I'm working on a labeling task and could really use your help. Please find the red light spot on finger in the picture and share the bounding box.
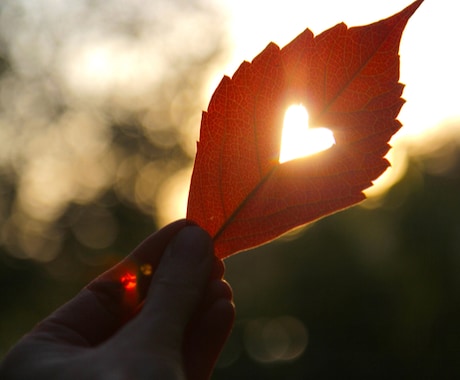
[121,273,137,290]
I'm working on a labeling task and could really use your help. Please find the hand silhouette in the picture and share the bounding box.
[0,220,234,380]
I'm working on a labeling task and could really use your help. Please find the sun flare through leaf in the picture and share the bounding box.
[279,105,335,164]
[187,0,423,258]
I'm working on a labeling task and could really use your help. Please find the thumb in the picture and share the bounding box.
[130,225,214,351]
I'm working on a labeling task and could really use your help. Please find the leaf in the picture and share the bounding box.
[187,0,423,259]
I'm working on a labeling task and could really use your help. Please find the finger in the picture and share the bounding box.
[130,226,214,352]
[210,256,225,280]
[29,220,188,347]
[184,268,235,380]
[94,219,189,306]
[202,261,232,306]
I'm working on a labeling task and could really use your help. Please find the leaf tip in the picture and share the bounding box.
[402,0,424,18]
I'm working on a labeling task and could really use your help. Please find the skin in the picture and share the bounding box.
[0,220,235,380]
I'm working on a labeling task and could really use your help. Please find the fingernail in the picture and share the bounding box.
[166,226,213,265]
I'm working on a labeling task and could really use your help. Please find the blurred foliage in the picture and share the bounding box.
[0,0,227,355]
[1,0,460,378]
[216,143,460,379]
[0,0,228,263]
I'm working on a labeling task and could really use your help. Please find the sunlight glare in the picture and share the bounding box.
[155,167,192,226]
[279,105,335,164]
[220,0,460,199]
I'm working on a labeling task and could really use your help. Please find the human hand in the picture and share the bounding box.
[0,220,234,380]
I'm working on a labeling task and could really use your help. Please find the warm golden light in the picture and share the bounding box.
[220,0,460,199]
[140,263,153,276]
[279,105,335,164]
[155,167,192,226]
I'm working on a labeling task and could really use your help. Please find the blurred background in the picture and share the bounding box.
[1,0,459,377]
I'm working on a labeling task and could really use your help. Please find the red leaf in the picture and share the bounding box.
[187,0,423,259]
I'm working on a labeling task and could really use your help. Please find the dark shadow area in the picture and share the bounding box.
[217,141,460,379]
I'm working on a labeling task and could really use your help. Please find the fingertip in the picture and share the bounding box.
[95,219,189,295]
[208,297,235,329]
[132,219,189,264]
[210,257,225,279]
[206,279,233,304]
[162,225,213,266]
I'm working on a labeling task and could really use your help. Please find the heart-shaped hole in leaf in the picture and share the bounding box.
[279,105,335,164]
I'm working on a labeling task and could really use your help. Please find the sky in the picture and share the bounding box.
[159,0,460,224]
[205,0,459,198]
[218,0,459,138]
[1,0,458,239]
